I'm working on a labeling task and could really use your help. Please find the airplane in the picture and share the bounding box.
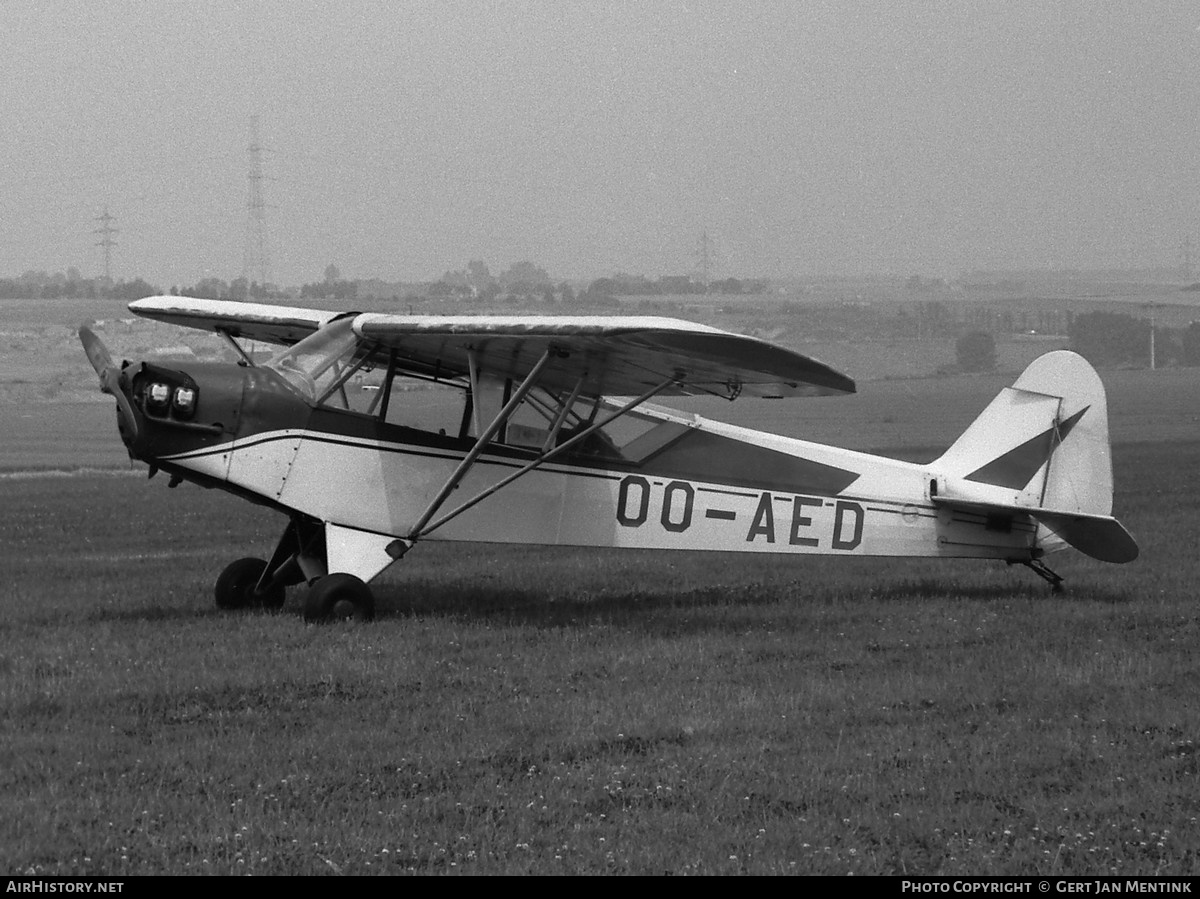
[79,295,1138,621]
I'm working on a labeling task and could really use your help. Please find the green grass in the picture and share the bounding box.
[1,440,1197,875]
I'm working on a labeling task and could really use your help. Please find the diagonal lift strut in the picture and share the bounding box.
[405,353,678,541]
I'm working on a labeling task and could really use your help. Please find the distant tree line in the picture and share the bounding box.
[583,274,766,298]
[300,280,358,300]
[0,258,769,308]
[0,267,293,302]
[1069,310,1200,368]
[176,276,279,301]
[0,269,158,300]
[429,260,585,306]
[951,311,1200,371]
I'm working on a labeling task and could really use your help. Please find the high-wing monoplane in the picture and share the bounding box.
[80,296,1137,620]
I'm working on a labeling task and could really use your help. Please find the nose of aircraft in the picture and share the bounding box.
[79,326,140,447]
[80,329,291,472]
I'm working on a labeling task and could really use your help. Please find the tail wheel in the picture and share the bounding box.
[304,573,375,623]
[214,557,286,611]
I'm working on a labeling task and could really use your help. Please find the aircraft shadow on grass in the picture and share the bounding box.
[71,567,1133,629]
[853,576,1134,605]
[355,574,1135,631]
[370,579,785,625]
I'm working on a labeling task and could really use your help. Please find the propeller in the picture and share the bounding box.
[79,326,140,444]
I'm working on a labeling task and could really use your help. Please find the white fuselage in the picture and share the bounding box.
[158,410,1038,565]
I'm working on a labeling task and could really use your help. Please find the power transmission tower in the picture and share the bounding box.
[696,230,717,291]
[242,116,270,289]
[1143,302,1157,370]
[94,206,118,281]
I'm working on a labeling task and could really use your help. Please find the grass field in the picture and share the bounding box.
[2,390,1198,873]
[3,293,1198,875]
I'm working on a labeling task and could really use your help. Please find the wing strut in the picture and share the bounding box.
[406,348,555,539]
[542,377,587,452]
[467,349,484,437]
[409,375,679,540]
[215,328,256,367]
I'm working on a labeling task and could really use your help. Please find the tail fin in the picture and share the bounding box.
[933,351,1137,563]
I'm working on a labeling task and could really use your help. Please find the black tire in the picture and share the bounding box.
[214,557,286,611]
[303,573,375,623]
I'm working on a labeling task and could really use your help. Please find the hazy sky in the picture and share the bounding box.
[2,1,1198,286]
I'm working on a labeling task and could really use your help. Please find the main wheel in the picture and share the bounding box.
[303,573,375,623]
[214,557,286,611]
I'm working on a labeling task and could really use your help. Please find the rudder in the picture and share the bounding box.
[931,351,1135,563]
[934,351,1113,516]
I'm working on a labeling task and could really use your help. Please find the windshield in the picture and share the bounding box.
[264,318,364,402]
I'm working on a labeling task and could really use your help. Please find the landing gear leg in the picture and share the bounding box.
[213,517,325,612]
[261,517,327,588]
[1012,558,1065,593]
[218,517,383,622]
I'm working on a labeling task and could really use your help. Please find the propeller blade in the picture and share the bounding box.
[80,326,114,386]
[109,378,140,444]
[79,327,140,444]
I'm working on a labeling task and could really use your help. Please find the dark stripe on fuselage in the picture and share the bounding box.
[632,429,860,495]
[175,403,863,498]
[208,405,864,496]
[168,428,953,528]
[301,407,861,496]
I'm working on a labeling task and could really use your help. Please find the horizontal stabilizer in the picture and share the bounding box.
[1031,509,1139,564]
[934,497,1138,564]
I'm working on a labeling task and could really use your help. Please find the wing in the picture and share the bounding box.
[129,298,855,398]
[353,314,854,398]
[128,296,341,347]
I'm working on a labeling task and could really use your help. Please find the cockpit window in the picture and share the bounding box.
[264,318,368,402]
[264,323,693,462]
[502,390,689,462]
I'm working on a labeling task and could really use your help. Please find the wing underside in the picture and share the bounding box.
[128,297,855,399]
[353,314,854,398]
